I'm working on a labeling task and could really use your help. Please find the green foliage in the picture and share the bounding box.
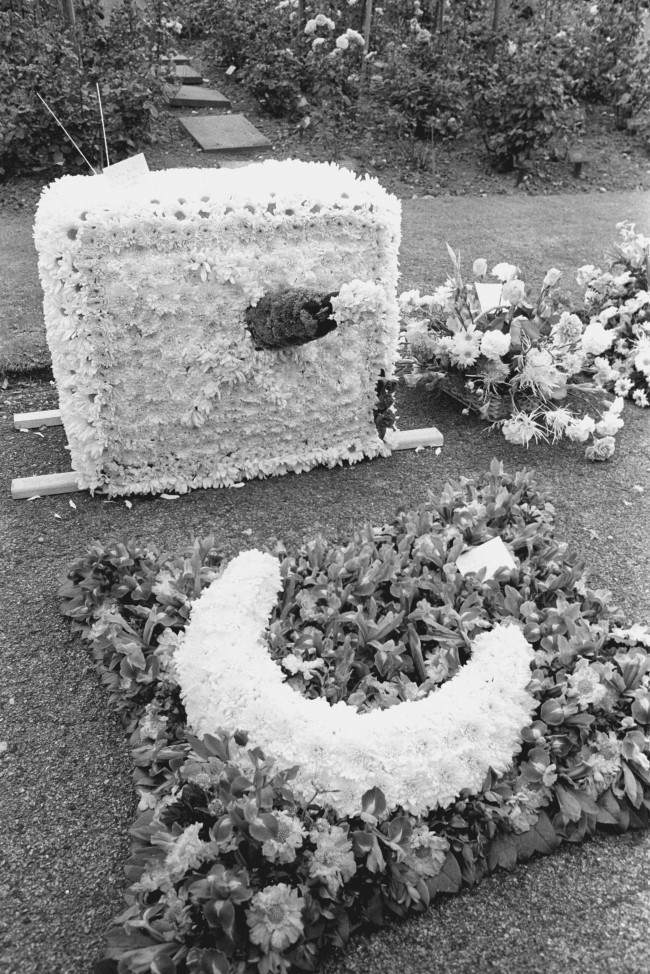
[60,462,650,974]
[468,30,583,170]
[0,0,166,178]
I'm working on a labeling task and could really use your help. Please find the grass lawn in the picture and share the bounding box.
[1,186,649,374]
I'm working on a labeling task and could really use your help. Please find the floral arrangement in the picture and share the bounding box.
[60,462,650,974]
[177,550,537,818]
[399,246,624,460]
[34,160,401,496]
[576,222,650,409]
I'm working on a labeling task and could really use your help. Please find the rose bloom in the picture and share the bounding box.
[502,278,526,305]
[542,267,562,288]
[585,435,616,461]
[491,261,519,282]
[473,257,488,278]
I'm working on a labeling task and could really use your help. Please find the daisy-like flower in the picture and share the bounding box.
[613,376,633,398]
[501,411,544,446]
[491,261,519,282]
[308,821,356,896]
[261,811,306,864]
[566,659,608,707]
[448,330,481,368]
[247,884,304,953]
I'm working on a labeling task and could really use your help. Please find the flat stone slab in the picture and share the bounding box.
[173,63,203,85]
[165,84,231,109]
[179,114,271,152]
[162,54,191,65]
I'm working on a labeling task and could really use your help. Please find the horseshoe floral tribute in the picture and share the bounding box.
[61,464,650,974]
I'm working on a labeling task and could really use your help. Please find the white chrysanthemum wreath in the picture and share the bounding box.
[176,550,537,817]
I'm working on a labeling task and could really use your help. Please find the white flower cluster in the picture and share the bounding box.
[34,160,401,496]
[176,550,537,818]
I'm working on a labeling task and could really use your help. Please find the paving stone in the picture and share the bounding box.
[161,54,190,65]
[173,63,204,85]
[165,84,231,109]
[179,114,271,152]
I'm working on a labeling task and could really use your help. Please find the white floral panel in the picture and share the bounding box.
[34,161,401,495]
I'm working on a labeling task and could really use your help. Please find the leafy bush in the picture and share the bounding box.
[468,30,583,170]
[0,0,166,178]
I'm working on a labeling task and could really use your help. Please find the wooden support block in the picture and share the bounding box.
[11,471,80,499]
[384,427,443,451]
[14,409,62,429]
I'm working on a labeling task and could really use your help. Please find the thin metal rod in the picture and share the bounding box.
[36,92,97,174]
[96,82,110,168]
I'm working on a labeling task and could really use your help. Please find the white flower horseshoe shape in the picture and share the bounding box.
[176,550,536,817]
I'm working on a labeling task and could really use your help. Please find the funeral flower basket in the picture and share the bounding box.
[398,246,624,460]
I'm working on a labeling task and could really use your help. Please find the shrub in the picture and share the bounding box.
[468,29,583,171]
[0,0,165,178]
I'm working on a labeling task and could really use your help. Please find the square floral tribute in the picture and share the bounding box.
[34,160,401,496]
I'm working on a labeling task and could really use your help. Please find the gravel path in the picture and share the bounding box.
[1,372,649,974]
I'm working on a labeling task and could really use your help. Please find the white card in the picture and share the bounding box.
[456,536,516,578]
[101,153,150,184]
[475,282,504,314]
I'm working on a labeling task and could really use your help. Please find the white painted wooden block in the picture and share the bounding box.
[384,427,444,451]
[11,471,80,499]
[456,536,516,578]
[14,409,62,429]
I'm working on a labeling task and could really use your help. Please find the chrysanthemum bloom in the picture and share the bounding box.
[480,329,511,360]
[261,812,306,864]
[308,822,356,895]
[501,412,542,446]
[247,884,304,952]
[544,407,572,438]
[519,348,563,397]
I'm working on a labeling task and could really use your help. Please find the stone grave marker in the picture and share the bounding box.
[179,114,271,152]
[173,63,203,85]
[165,84,231,109]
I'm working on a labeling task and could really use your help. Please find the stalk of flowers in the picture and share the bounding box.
[576,223,650,408]
[399,248,623,459]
